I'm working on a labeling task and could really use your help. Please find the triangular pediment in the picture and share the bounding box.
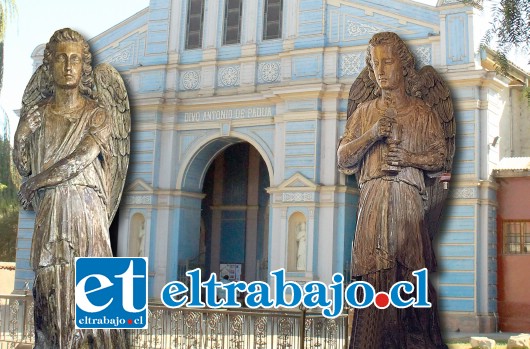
[327,0,439,44]
[125,179,153,194]
[277,173,318,191]
[89,8,148,70]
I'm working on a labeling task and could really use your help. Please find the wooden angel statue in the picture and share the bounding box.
[337,32,454,349]
[13,28,130,348]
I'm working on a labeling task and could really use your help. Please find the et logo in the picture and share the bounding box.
[75,257,148,329]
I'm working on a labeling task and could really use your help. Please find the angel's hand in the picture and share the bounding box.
[371,117,394,141]
[18,177,38,209]
[386,146,413,167]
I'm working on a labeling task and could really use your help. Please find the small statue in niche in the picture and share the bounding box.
[136,219,146,257]
[337,32,454,349]
[13,28,130,348]
[131,215,146,257]
[296,221,307,270]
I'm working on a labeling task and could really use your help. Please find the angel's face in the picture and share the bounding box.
[51,42,84,90]
[370,44,404,91]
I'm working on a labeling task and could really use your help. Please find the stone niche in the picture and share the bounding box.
[287,212,307,272]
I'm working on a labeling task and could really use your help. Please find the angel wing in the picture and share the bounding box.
[338,67,379,175]
[13,65,52,182]
[347,66,378,119]
[20,65,53,117]
[93,63,131,224]
[416,65,455,241]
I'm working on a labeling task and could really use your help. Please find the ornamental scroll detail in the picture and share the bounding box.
[346,21,383,37]
[218,66,240,87]
[124,195,152,205]
[282,192,315,202]
[412,45,432,68]
[449,187,476,199]
[258,61,281,83]
[181,70,201,90]
[104,44,134,66]
[340,53,364,77]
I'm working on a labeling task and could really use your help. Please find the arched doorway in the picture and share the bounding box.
[201,142,270,282]
[172,137,272,285]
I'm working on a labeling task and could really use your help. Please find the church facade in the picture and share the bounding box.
[14,0,530,332]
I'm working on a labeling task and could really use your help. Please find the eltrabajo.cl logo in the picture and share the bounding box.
[75,257,148,329]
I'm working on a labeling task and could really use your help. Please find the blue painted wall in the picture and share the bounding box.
[285,121,318,180]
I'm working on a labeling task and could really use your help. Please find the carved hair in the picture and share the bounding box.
[42,28,94,98]
[365,32,419,97]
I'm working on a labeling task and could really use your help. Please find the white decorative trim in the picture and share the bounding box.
[218,66,240,87]
[282,192,315,202]
[258,61,281,83]
[104,44,135,66]
[125,178,153,193]
[181,70,201,90]
[124,195,152,205]
[340,53,364,77]
[412,46,432,67]
[346,21,382,37]
[450,187,476,199]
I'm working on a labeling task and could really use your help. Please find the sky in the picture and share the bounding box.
[0,0,528,139]
[0,0,149,138]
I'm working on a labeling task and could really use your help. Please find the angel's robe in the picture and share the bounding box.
[16,97,128,348]
[23,97,112,269]
[339,97,446,276]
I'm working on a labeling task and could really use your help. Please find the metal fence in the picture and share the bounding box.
[0,293,34,349]
[0,294,349,349]
[130,305,348,349]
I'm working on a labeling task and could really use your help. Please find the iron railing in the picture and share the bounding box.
[0,294,349,349]
[0,293,34,349]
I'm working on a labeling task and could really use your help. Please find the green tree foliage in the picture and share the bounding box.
[0,121,17,205]
[462,0,530,71]
[0,204,18,261]
[0,116,20,262]
[461,0,530,102]
[0,0,18,261]
[486,0,529,76]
